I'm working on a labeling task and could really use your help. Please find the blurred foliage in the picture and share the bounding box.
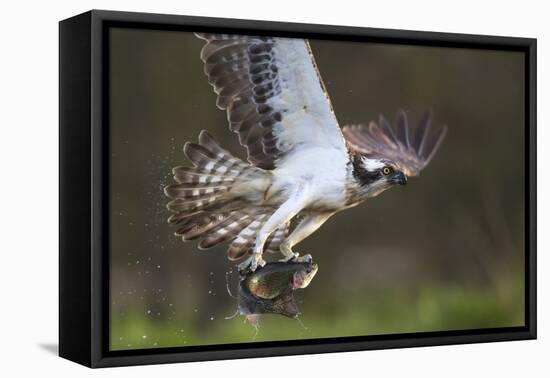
[111,275,524,350]
[108,28,525,351]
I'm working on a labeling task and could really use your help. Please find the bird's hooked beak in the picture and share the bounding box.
[392,172,407,185]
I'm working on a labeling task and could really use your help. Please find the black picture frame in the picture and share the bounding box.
[59,9,537,368]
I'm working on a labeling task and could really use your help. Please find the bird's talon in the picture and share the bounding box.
[279,252,312,264]
[296,254,312,263]
[238,253,266,273]
[279,252,299,263]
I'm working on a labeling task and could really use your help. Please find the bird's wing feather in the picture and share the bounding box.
[195,33,347,170]
[343,111,447,176]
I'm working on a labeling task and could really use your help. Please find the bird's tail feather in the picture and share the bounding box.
[165,130,281,260]
[165,130,264,216]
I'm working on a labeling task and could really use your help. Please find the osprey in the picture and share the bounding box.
[165,33,447,272]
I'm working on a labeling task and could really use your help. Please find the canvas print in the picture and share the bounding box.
[108,28,525,351]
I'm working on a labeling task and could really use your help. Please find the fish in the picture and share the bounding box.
[237,261,318,321]
[241,261,318,300]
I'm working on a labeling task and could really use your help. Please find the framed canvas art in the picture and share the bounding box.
[59,10,536,368]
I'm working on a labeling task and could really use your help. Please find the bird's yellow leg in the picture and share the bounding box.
[239,187,310,272]
[279,212,333,263]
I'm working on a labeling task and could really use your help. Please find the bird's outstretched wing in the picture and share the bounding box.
[342,111,447,176]
[195,33,347,170]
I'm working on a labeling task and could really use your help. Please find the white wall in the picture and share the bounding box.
[0,0,546,376]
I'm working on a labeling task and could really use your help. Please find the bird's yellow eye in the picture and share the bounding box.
[383,167,392,175]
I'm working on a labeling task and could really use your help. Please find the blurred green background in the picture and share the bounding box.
[108,28,525,351]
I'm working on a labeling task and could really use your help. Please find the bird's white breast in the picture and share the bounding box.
[270,144,350,210]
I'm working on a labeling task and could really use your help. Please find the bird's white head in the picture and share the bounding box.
[352,155,407,198]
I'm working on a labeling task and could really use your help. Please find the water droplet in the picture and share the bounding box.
[210,316,215,321]
[142,335,147,339]
[147,310,151,314]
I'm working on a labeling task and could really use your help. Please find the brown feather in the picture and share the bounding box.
[342,111,447,177]
[194,33,289,170]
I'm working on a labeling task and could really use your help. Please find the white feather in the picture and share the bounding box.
[215,165,228,174]
[204,161,214,171]
[261,38,348,163]
[234,236,246,244]
[362,157,386,172]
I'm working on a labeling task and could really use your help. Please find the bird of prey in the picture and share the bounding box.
[164,33,447,272]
